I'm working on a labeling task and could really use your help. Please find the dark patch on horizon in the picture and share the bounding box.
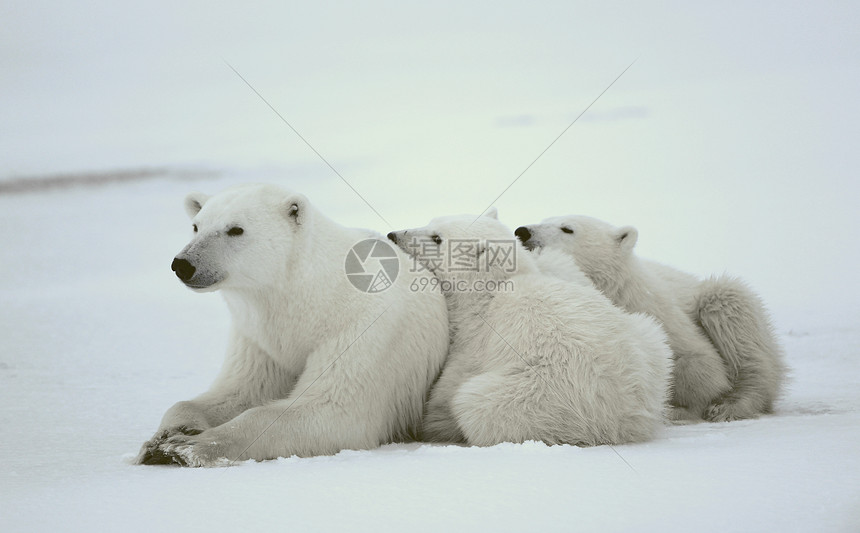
[0,168,219,195]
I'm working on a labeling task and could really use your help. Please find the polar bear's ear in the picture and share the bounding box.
[283,194,308,226]
[184,192,210,219]
[616,226,638,250]
[484,207,499,220]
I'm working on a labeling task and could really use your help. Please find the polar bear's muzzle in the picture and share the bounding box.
[172,257,197,282]
[515,226,540,251]
[171,256,223,290]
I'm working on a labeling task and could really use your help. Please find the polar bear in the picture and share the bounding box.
[135,183,449,467]
[515,215,787,422]
[387,209,672,446]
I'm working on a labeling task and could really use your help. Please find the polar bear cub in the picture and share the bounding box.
[135,183,449,466]
[515,215,787,422]
[388,209,672,446]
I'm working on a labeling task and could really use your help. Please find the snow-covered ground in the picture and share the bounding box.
[1,177,858,532]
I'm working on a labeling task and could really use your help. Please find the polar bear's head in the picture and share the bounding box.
[172,183,311,292]
[514,215,638,276]
[388,208,530,283]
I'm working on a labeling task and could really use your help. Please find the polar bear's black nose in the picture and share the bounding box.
[172,257,196,282]
[387,232,398,243]
[514,226,531,243]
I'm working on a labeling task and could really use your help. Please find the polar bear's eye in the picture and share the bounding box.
[227,227,244,236]
[193,224,198,233]
[561,226,574,234]
[431,235,442,245]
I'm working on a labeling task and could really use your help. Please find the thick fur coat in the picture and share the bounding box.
[136,184,449,466]
[389,210,672,446]
[516,215,787,422]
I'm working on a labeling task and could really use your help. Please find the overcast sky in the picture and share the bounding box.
[2,0,858,321]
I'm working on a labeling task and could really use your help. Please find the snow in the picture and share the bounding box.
[1,177,858,532]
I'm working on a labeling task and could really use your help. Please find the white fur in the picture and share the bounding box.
[135,184,449,466]
[517,215,787,422]
[389,212,672,446]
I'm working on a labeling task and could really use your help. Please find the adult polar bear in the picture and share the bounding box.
[388,210,672,446]
[515,215,786,422]
[135,183,448,467]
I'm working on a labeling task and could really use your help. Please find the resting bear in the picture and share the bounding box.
[516,215,787,422]
[388,209,672,446]
[135,183,448,466]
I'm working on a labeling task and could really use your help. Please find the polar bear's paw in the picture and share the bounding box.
[135,426,206,465]
[704,400,754,423]
[135,439,177,465]
[159,433,235,468]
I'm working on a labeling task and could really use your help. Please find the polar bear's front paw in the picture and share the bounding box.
[159,432,236,468]
[704,401,752,423]
[135,426,206,465]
